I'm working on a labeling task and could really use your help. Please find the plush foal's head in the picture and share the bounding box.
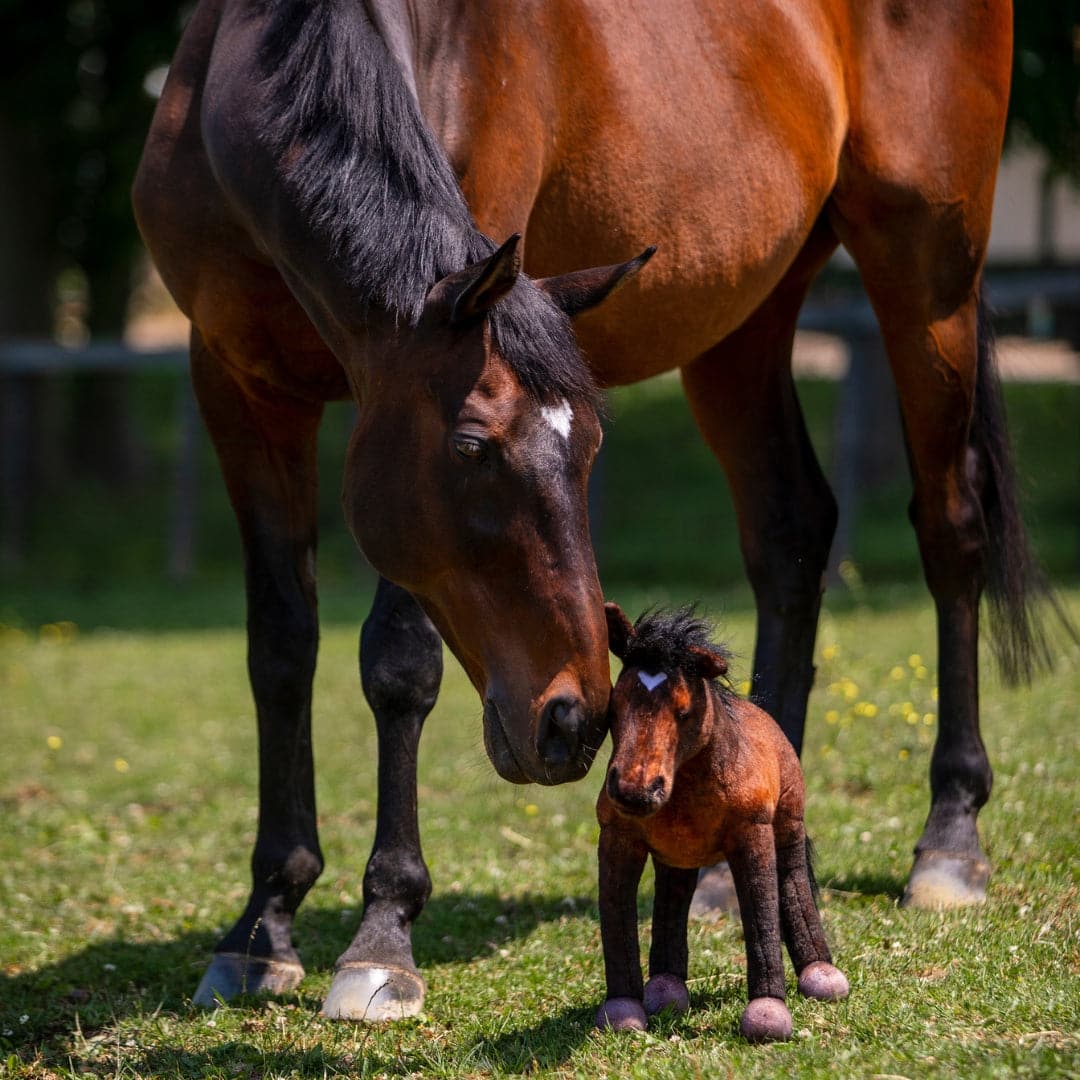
[344,237,653,785]
[603,603,732,816]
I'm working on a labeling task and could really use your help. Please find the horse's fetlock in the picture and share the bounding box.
[363,850,432,915]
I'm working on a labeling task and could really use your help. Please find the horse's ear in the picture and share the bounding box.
[536,246,656,319]
[449,233,523,324]
[605,601,636,660]
[687,643,729,680]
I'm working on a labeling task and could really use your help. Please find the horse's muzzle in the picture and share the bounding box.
[483,696,599,785]
[606,766,668,817]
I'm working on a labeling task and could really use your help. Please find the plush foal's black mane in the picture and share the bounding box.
[622,606,734,690]
[253,0,596,405]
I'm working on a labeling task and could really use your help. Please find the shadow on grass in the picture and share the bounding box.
[822,869,907,901]
[0,890,596,1064]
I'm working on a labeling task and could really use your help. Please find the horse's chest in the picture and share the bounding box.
[641,793,738,871]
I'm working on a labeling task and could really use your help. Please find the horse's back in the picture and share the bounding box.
[434,0,1010,383]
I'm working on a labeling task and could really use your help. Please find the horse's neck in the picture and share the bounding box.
[221,0,490,334]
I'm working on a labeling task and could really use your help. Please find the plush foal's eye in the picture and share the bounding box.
[452,434,486,462]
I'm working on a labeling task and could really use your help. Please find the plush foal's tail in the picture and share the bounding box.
[973,290,1075,684]
[805,836,820,902]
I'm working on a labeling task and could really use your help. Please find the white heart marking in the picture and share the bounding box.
[638,671,668,692]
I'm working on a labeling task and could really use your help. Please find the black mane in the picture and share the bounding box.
[621,606,735,687]
[254,0,597,405]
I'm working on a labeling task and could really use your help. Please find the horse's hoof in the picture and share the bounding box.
[739,997,793,1043]
[643,973,690,1016]
[595,997,647,1032]
[798,961,849,1001]
[901,850,990,910]
[689,861,740,921]
[192,953,305,1007]
[320,963,425,1022]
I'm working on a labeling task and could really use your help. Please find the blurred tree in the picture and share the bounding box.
[0,1,189,488]
[1008,2,1080,184]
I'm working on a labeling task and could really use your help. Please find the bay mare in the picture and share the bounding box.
[134,0,1045,1019]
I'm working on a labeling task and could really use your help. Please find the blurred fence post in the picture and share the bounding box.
[168,375,200,581]
[1,373,32,569]
[826,326,905,583]
[0,340,190,576]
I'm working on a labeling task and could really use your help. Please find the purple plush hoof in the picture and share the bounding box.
[643,973,690,1016]
[798,961,850,1002]
[739,997,793,1042]
[595,997,647,1032]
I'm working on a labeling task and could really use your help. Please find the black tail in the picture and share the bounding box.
[973,291,1076,684]
[805,836,820,902]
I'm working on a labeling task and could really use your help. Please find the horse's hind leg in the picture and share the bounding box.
[681,224,839,756]
[321,577,442,1020]
[832,201,1005,907]
[681,229,838,918]
[188,330,324,1006]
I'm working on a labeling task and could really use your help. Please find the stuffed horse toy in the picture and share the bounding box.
[595,603,849,1041]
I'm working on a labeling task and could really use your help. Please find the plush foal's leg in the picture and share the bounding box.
[728,824,793,1042]
[595,826,649,1031]
[645,859,697,1016]
[322,578,442,1020]
[189,334,324,1006]
[774,829,848,1002]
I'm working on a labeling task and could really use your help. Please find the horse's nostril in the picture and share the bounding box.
[648,776,666,801]
[539,696,585,765]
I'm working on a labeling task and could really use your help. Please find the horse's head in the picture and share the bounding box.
[603,602,731,816]
[344,236,653,785]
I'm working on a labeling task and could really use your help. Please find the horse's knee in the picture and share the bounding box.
[361,593,442,719]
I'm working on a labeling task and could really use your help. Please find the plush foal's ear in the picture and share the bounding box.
[604,602,636,660]
[449,233,523,324]
[536,246,657,319]
[687,643,729,680]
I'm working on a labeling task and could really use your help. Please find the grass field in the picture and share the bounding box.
[2,370,1078,1076]
[2,581,1078,1078]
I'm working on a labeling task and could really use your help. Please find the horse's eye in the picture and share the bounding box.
[452,434,486,462]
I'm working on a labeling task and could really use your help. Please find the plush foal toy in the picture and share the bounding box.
[595,603,849,1041]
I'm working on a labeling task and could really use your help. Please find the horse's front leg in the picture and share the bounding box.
[728,823,793,1042]
[189,333,325,1006]
[321,578,442,1020]
[644,859,697,1017]
[595,825,649,1031]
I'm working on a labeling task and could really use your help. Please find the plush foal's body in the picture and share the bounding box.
[597,605,848,1041]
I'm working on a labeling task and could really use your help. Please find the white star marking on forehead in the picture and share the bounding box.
[637,671,668,692]
[540,399,573,440]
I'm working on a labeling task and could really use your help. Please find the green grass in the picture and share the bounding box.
[2,585,1079,1078]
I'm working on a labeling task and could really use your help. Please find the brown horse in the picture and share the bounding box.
[596,603,848,1041]
[134,0,1036,1020]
